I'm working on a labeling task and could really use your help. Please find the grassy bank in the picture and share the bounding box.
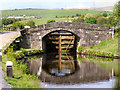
[77,37,118,57]
[90,37,118,54]
[2,48,42,88]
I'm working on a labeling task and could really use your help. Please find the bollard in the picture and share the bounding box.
[6,61,13,78]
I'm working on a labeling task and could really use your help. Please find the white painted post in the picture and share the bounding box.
[6,61,13,78]
[112,27,114,39]
[24,26,30,29]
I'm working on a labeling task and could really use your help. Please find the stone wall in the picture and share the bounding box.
[20,22,112,50]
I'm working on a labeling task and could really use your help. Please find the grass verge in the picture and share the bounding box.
[90,37,118,54]
[77,37,118,57]
[2,48,41,88]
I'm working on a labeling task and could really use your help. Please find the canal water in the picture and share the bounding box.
[21,52,117,88]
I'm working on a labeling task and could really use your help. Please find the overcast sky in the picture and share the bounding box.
[0,0,119,10]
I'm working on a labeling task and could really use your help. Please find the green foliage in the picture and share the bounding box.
[12,22,24,31]
[2,18,13,25]
[78,46,86,51]
[84,13,93,18]
[6,46,15,61]
[12,43,19,50]
[113,1,120,19]
[107,15,118,27]
[72,18,77,23]
[90,37,118,54]
[47,19,56,23]
[115,28,120,34]
[87,50,114,57]
[2,47,43,88]
[17,61,29,74]
[76,13,81,16]
[16,49,42,59]
[2,18,21,25]
[72,17,84,23]
[20,48,27,54]
[102,12,108,17]
[26,20,35,26]
[84,17,97,24]
[55,16,58,18]
[95,14,103,19]
[80,15,85,19]
[71,16,74,18]
[97,17,107,25]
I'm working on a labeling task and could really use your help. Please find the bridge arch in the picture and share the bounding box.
[20,22,112,50]
[40,28,81,39]
[42,29,80,53]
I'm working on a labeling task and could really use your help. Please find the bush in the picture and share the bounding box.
[55,16,58,18]
[102,12,108,17]
[26,20,35,27]
[76,14,81,16]
[2,18,21,25]
[78,46,86,51]
[80,15,85,19]
[95,14,103,19]
[12,22,24,31]
[84,13,93,19]
[72,17,84,23]
[84,17,97,24]
[71,16,74,18]
[47,19,56,23]
[97,17,107,25]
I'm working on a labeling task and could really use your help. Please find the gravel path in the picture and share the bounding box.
[0,31,20,89]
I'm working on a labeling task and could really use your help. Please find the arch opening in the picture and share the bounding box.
[42,30,80,54]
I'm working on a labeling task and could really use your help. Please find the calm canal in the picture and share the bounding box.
[21,52,117,88]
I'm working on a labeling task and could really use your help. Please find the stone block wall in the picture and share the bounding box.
[20,22,112,50]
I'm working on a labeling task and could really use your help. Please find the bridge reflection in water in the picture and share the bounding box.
[42,53,77,77]
[27,52,112,84]
[42,30,78,76]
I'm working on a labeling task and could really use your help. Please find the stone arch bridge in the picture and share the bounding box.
[20,22,112,52]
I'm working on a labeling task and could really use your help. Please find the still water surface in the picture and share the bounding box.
[23,53,117,88]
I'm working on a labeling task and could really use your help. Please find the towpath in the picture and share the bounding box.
[0,31,20,89]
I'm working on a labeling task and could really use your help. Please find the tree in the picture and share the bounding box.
[12,22,24,31]
[26,20,35,27]
[2,18,21,25]
[47,19,56,23]
[2,18,13,25]
[102,12,108,17]
[84,17,97,24]
[113,1,120,19]
[107,15,118,27]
